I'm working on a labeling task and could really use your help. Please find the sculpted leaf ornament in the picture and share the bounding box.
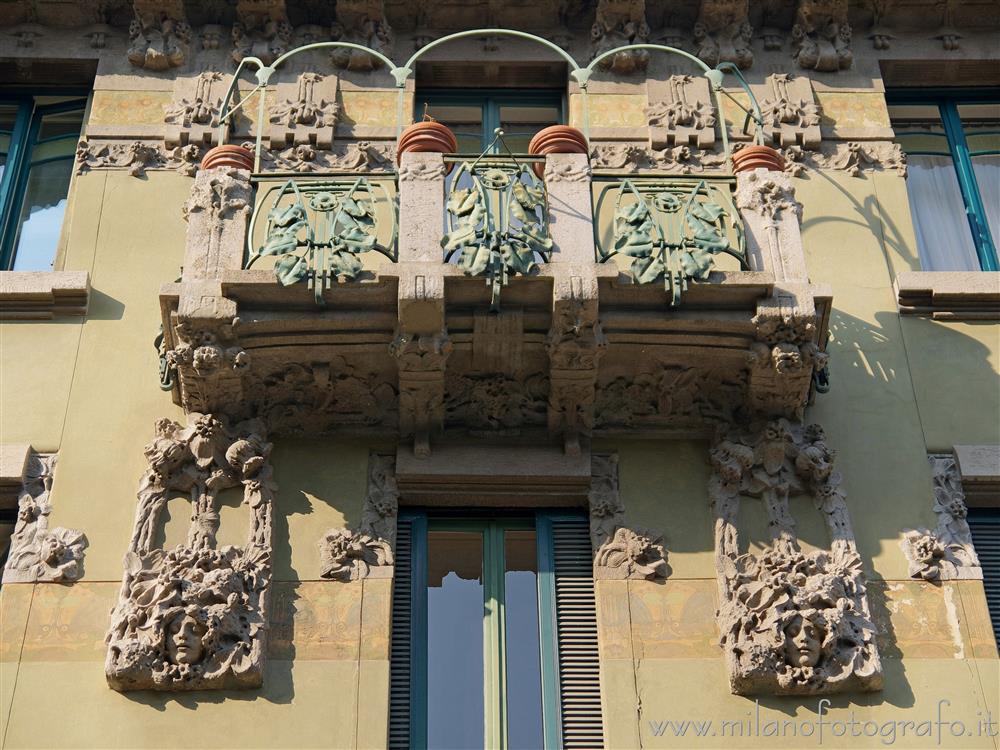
[247,176,395,305]
[604,179,747,306]
[442,155,553,312]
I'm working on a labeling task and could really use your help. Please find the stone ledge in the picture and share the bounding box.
[0,271,90,320]
[896,271,1000,320]
[954,444,1000,507]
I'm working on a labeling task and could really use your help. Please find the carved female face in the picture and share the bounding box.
[783,613,823,668]
[166,613,207,666]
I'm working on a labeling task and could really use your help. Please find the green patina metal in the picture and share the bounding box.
[599,179,747,306]
[442,131,552,311]
[246,176,396,305]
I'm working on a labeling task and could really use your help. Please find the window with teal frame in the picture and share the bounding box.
[389,510,603,750]
[0,94,87,272]
[416,90,565,154]
[887,90,999,272]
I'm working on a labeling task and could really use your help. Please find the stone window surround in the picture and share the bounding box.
[895,271,1000,321]
[0,271,90,319]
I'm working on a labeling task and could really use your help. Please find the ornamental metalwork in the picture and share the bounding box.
[246,177,396,304]
[442,136,553,311]
[597,178,747,306]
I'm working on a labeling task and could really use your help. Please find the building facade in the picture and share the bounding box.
[0,0,998,748]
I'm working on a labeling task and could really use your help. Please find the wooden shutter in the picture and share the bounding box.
[551,516,605,749]
[388,517,413,750]
[968,510,1000,644]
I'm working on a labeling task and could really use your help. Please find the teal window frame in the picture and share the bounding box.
[0,92,88,271]
[415,89,566,155]
[402,510,569,750]
[887,88,1000,271]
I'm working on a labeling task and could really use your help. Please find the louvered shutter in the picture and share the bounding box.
[388,517,413,750]
[968,510,1000,644]
[551,516,605,749]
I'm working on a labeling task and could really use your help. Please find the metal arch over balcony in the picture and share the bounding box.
[214,28,769,172]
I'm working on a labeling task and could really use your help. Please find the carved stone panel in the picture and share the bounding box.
[330,0,393,71]
[710,420,882,695]
[128,0,190,71]
[390,329,452,459]
[105,415,276,691]
[318,453,398,580]
[792,0,853,71]
[268,73,340,150]
[2,452,88,584]
[694,0,753,69]
[591,0,650,75]
[645,75,717,150]
[755,74,822,150]
[232,0,292,65]
[165,72,226,149]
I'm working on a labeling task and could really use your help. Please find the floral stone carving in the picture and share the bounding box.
[591,0,650,75]
[128,0,190,71]
[594,527,668,580]
[105,414,276,691]
[710,420,882,695]
[694,0,753,69]
[758,74,822,150]
[330,0,394,72]
[645,75,717,150]
[2,453,88,584]
[792,0,853,71]
[232,0,292,65]
[318,453,398,580]
[390,329,452,458]
[269,73,340,150]
[900,455,981,581]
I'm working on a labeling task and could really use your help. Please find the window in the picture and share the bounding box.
[390,511,602,750]
[0,95,87,272]
[968,508,1000,644]
[887,91,999,272]
[417,90,564,154]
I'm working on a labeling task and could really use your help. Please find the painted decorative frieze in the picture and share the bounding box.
[645,75,717,150]
[591,0,650,75]
[128,0,190,71]
[269,73,340,150]
[2,453,88,584]
[547,300,607,456]
[330,0,393,71]
[757,74,822,149]
[318,453,398,580]
[164,72,226,149]
[390,328,452,459]
[900,454,981,580]
[710,420,883,695]
[693,0,753,69]
[589,453,668,580]
[791,0,853,71]
[232,0,292,65]
[106,414,277,691]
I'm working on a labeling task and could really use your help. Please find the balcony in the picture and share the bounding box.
[158,140,830,456]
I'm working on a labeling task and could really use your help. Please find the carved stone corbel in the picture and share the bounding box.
[710,420,882,695]
[900,454,982,581]
[2,451,88,584]
[547,300,606,456]
[330,0,393,71]
[106,415,276,691]
[755,74,821,150]
[645,75,717,150]
[693,0,753,69]
[791,0,853,71]
[128,0,190,71]
[591,0,650,75]
[232,0,292,65]
[318,453,399,580]
[590,453,668,580]
[390,328,452,459]
[164,72,226,149]
[268,72,340,150]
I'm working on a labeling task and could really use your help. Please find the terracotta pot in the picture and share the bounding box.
[528,125,589,178]
[200,144,254,171]
[731,144,785,173]
[396,120,458,167]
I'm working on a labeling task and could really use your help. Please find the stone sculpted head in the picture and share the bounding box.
[165,610,207,666]
[782,611,824,669]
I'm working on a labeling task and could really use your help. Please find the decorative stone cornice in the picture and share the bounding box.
[710,420,882,695]
[232,0,291,65]
[591,0,650,75]
[2,451,88,584]
[76,139,202,177]
[694,0,753,69]
[792,0,853,71]
[128,0,190,70]
[106,414,276,691]
[0,271,90,320]
[330,0,393,71]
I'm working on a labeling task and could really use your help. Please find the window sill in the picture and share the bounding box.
[895,271,1000,320]
[0,271,90,320]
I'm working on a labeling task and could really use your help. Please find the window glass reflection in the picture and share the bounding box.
[427,530,485,749]
[504,529,543,750]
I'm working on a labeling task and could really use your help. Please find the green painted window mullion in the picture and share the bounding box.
[940,101,999,271]
[483,521,508,750]
[409,513,429,750]
[535,513,563,750]
[0,99,33,270]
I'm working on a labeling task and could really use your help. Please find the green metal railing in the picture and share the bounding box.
[215,28,768,173]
